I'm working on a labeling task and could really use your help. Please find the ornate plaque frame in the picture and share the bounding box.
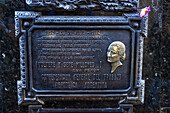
[16,11,145,107]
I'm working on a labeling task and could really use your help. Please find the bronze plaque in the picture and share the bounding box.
[16,11,145,105]
[31,28,132,91]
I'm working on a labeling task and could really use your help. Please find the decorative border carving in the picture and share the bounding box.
[16,11,145,106]
[15,18,20,37]
[17,81,23,105]
[26,0,138,11]
[35,16,127,23]
[142,15,149,37]
[138,80,145,103]
[15,11,40,18]
[16,11,41,105]
[135,35,144,87]
[19,35,27,88]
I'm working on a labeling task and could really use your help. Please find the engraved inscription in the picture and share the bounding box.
[55,82,78,88]
[32,30,131,90]
[84,82,107,89]
[41,74,121,89]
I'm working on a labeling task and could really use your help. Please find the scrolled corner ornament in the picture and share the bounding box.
[107,41,126,73]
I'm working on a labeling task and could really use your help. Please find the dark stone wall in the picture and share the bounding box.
[0,0,169,113]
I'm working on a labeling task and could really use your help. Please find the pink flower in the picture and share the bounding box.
[139,6,150,17]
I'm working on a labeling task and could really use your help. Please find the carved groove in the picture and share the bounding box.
[35,16,128,23]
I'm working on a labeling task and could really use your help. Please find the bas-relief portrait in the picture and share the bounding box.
[107,41,126,73]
